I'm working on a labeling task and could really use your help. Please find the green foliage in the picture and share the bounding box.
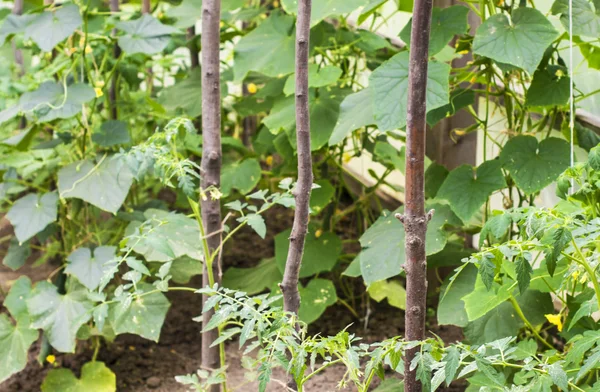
[41,361,116,392]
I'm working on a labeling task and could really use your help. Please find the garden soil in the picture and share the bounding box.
[0,207,464,392]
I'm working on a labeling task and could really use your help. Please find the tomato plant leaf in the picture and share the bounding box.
[437,160,506,222]
[328,88,375,145]
[41,361,116,392]
[547,362,569,390]
[6,192,58,243]
[500,136,570,194]
[515,256,533,295]
[125,209,204,262]
[221,158,262,196]
[245,214,267,239]
[117,14,181,55]
[25,4,82,52]
[233,12,296,81]
[275,229,342,278]
[473,8,559,75]
[27,280,94,353]
[0,314,38,384]
[370,52,450,131]
[400,6,470,56]
[58,155,134,214]
[65,246,117,291]
[109,283,170,342]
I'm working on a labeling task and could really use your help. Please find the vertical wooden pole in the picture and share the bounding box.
[12,0,24,77]
[200,0,222,390]
[279,0,313,322]
[398,0,435,389]
[109,0,120,120]
[141,0,151,14]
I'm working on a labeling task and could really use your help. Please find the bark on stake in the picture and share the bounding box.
[279,0,312,326]
[399,0,435,389]
[109,0,120,120]
[200,0,222,390]
[13,0,26,129]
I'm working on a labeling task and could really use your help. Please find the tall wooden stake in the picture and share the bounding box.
[280,0,312,323]
[398,0,435,390]
[200,0,222,390]
[109,0,120,120]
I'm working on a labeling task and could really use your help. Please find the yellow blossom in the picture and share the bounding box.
[46,355,56,364]
[247,83,258,94]
[94,88,104,98]
[85,45,93,54]
[129,346,136,351]
[220,21,225,28]
[79,36,85,48]
[65,47,77,57]
[469,76,477,84]
[545,314,563,332]
[260,13,267,19]
[555,69,565,78]
[572,270,580,280]
[209,188,223,200]
[273,0,279,6]
[265,155,274,166]
[458,50,469,55]
[315,229,323,238]
[343,153,352,163]
[95,80,105,88]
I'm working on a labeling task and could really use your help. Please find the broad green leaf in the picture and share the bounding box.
[281,0,364,26]
[424,162,449,198]
[58,155,134,214]
[370,52,450,131]
[576,122,600,151]
[65,246,117,291]
[27,280,94,353]
[515,256,533,295]
[463,301,520,344]
[159,68,202,118]
[92,120,131,147]
[0,14,36,44]
[367,280,406,309]
[117,14,181,55]
[275,229,342,278]
[462,277,513,321]
[473,8,559,75]
[479,212,512,247]
[297,279,338,323]
[221,158,262,196]
[4,276,34,320]
[265,88,349,150]
[577,349,600,381]
[590,145,600,170]
[25,5,82,52]
[426,88,475,127]
[125,209,203,262]
[566,330,600,365]
[6,192,58,243]
[109,283,170,342]
[223,258,283,295]
[41,361,116,392]
[359,204,460,284]
[500,136,570,194]
[526,66,570,107]
[400,6,469,56]
[578,39,600,70]
[233,12,296,81]
[552,0,600,38]
[438,264,478,327]
[166,0,244,28]
[0,314,38,383]
[328,88,375,145]
[167,256,202,284]
[283,65,343,95]
[342,256,361,277]
[374,142,405,173]
[309,179,335,214]
[3,238,31,271]
[358,0,388,25]
[437,160,505,222]
[373,379,404,392]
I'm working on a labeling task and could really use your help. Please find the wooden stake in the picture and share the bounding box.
[400,0,435,389]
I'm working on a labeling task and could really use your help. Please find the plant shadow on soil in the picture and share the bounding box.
[0,206,465,392]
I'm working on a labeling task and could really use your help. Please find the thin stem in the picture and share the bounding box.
[508,295,553,349]
[572,239,600,310]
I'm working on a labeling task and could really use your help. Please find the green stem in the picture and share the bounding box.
[572,239,600,311]
[508,295,553,349]
[301,359,343,385]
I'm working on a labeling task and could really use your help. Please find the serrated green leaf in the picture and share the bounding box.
[437,160,506,222]
[117,14,181,55]
[41,361,116,392]
[473,8,558,74]
[515,257,533,295]
[590,145,600,170]
[92,120,131,147]
[221,158,262,196]
[125,209,204,262]
[246,214,266,239]
[500,136,570,194]
[370,52,450,131]
[25,5,82,52]
[547,362,569,390]
[275,229,342,278]
[444,347,460,386]
[58,155,134,214]
[6,192,58,243]
[0,314,38,383]
[109,283,170,342]
[233,12,296,81]
[65,246,117,291]
[400,6,469,56]
[328,88,375,145]
[27,280,93,353]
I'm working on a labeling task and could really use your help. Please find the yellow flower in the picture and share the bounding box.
[85,45,93,54]
[247,83,258,94]
[46,355,56,364]
[129,346,136,351]
[572,270,580,280]
[95,80,105,88]
[315,229,323,238]
[545,314,563,332]
[343,153,352,163]
[65,47,77,57]
[219,21,225,28]
[469,76,477,84]
[265,155,274,166]
[555,69,565,78]
[273,0,279,6]
[209,188,223,200]
[94,88,104,98]
[458,50,469,55]
[79,36,85,48]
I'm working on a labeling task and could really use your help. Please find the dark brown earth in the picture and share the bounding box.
[0,206,465,392]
